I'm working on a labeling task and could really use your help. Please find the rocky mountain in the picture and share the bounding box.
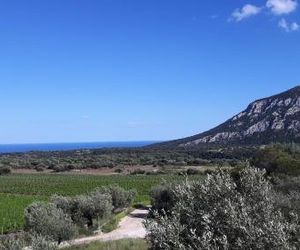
[156,86,300,148]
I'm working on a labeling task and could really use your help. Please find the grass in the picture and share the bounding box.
[0,193,46,233]
[66,239,148,250]
[0,173,204,233]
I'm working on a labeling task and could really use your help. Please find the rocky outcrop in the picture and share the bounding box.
[155,85,300,148]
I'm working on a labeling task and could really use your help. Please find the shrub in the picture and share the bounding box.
[51,192,113,228]
[114,168,123,173]
[252,145,300,175]
[71,193,113,227]
[52,164,75,172]
[130,169,146,175]
[186,168,201,175]
[272,175,300,219]
[0,236,25,250]
[35,165,45,172]
[145,168,299,250]
[0,166,11,175]
[149,183,176,215]
[50,195,73,215]
[97,186,136,212]
[24,202,78,244]
[31,235,58,250]
[52,187,133,228]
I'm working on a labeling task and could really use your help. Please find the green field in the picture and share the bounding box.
[0,173,202,233]
[0,194,47,234]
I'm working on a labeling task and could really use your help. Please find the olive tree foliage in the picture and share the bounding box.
[24,202,78,244]
[31,234,58,250]
[72,193,113,227]
[149,183,176,216]
[51,191,113,228]
[95,185,136,212]
[145,168,300,250]
[0,237,25,250]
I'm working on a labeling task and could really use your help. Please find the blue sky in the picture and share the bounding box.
[0,0,299,143]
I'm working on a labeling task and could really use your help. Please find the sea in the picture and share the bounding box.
[0,141,157,154]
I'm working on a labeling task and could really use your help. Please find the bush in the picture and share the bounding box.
[186,168,201,175]
[145,168,299,250]
[50,195,73,215]
[52,193,113,228]
[114,168,123,173]
[0,236,25,250]
[31,234,58,250]
[24,202,78,244]
[52,164,75,172]
[252,145,300,175]
[97,186,136,212]
[272,175,300,218]
[0,166,11,175]
[130,169,146,175]
[76,192,113,227]
[149,183,176,215]
[35,165,45,172]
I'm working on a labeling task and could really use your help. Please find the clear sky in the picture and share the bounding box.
[0,0,299,144]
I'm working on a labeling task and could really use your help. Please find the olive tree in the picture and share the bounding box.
[95,185,136,212]
[24,202,78,244]
[73,193,113,227]
[51,186,134,228]
[52,193,113,228]
[145,168,299,250]
[149,183,176,216]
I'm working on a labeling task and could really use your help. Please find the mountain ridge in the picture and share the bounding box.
[153,85,300,148]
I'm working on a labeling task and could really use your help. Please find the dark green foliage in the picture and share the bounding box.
[0,166,11,175]
[186,168,201,175]
[130,169,146,175]
[272,175,300,217]
[150,183,176,215]
[252,144,300,175]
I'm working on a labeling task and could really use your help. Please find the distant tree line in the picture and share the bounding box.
[0,147,256,172]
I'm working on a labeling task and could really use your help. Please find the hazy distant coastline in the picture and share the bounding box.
[0,141,157,153]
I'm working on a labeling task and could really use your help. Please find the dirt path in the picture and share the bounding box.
[62,208,148,248]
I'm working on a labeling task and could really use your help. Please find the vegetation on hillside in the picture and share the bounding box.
[252,143,300,175]
[0,147,254,172]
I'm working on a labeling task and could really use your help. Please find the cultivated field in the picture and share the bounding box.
[0,173,203,233]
